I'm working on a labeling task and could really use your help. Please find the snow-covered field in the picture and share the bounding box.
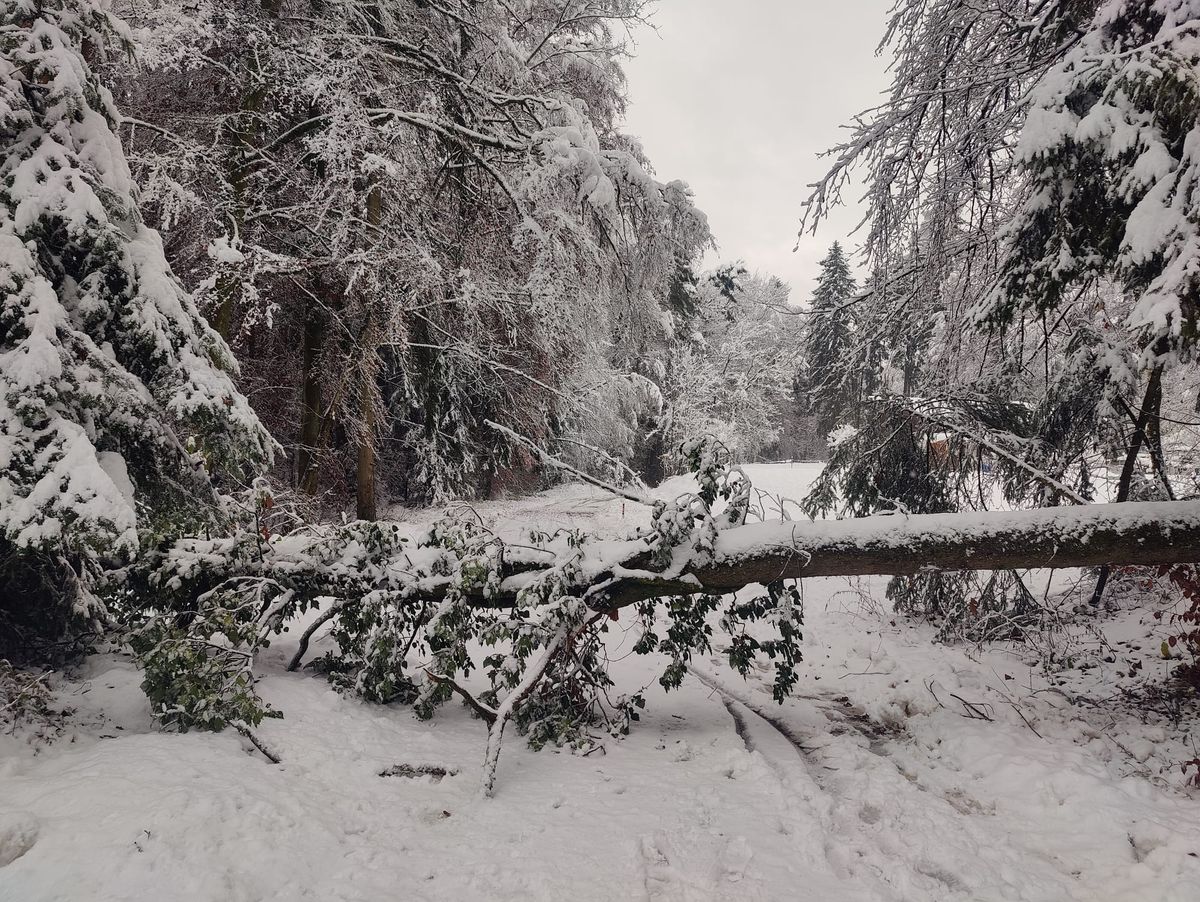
[3,464,1199,902]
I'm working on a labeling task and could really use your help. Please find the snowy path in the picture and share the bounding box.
[691,657,1200,902]
[3,464,1199,901]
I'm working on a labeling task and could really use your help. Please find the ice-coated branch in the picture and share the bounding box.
[484,420,654,506]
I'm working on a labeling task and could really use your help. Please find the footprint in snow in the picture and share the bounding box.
[718,835,754,883]
[0,810,39,868]
[640,832,761,901]
[640,832,691,902]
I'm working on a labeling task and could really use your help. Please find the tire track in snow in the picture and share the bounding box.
[690,665,901,899]
[689,662,1096,901]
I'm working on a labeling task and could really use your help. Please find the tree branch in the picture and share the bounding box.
[424,670,497,725]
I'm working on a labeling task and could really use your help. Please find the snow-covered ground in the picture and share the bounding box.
[2,463,1199,901]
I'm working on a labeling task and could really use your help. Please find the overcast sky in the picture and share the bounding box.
[621,2,893,301]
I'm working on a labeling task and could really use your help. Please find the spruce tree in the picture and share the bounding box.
[801,242,858,440]
[990,0,1200,363]
[0,0,272,658]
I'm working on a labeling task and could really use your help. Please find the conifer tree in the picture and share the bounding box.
[988,0,1200,370]
[800,242,858,440]
[0,0,272,656]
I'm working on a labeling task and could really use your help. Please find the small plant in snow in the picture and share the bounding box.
[0,660,67,745]
[1162,565,1200,696]
[129,584,285,732]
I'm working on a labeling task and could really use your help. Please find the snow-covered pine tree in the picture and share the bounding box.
[0,0,272,659]
[800,242,859,442]
[987,0,1200,384]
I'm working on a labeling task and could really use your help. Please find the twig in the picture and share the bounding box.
[288,600,352,671]
[235,724,282,764]
[949,692,995,722]
[424,669,497,725]
[925,678,945,708]
[1004,700,1044,739]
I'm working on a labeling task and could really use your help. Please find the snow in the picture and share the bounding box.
[96,451,135,507]
[3,463,1200,901]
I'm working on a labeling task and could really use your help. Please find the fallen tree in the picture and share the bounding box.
[124,443,1200,793]
[592,499,1200,608]
[146,499,1200,626]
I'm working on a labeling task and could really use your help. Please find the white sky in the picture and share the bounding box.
[621,2,893,302]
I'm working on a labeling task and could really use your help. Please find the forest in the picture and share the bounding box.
[3,2,1200,900]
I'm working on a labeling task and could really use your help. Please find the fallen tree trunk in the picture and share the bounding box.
[163,498,1200,673]
[526,500,1200,610]
[217,494,1200,792]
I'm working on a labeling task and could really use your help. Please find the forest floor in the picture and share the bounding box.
[2,464,1200,901]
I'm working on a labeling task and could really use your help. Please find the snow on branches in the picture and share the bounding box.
[0,0,272,643]
[800,0,1200,617]
[990,0,1200,365]
[109,0,711,504]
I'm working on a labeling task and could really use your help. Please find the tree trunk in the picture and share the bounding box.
[1090,363,1164,606]
[297,315,324,494]
[280,497,1200,671]
[356,374,377,521]
[291,499,1200,615]
[588,499,1200,610]
[355,185,383,521]
[213,36,275,342]
[1143,368,1174,501]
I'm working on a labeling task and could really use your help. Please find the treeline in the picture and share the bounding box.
[99,0,809,515]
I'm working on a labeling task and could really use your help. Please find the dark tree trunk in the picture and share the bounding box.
[1091,363,1164,606]
[297,315,324,495]
[355,185,383,521]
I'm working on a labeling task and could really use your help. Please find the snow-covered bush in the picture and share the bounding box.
[0,660,64,744]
